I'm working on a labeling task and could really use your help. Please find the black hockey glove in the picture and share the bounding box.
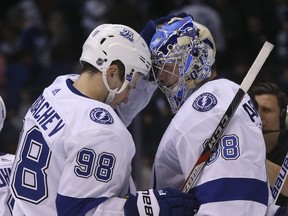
[124,188,199,216]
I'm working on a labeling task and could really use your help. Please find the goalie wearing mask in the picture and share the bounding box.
[140,15,280,215]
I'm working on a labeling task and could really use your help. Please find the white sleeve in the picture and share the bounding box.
[116,79,157,127]
[86,177,136,216]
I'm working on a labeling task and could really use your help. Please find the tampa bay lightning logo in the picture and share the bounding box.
[192,92,217,112]
[120,28,134,42]
[90,108,114,124]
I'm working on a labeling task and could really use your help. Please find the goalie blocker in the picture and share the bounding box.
[124,188,199,216]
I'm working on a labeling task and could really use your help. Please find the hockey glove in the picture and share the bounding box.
[124,188,199,216]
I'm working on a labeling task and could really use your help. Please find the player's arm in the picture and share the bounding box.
[267,159,288,196]
[116,78,156,127]
[89,188,199,216]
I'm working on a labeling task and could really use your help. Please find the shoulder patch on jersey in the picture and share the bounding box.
[192,92,217,112]
[90,108,114,124]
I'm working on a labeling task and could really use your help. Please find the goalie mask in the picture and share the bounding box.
[80,24,151,104]
[150,16,216,114]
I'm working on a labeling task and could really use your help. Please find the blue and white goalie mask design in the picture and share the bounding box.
[150,16,216,114]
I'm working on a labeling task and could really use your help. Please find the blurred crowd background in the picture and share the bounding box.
[0,0,287,189]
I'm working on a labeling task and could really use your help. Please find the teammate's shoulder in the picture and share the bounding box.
[74,103,127,136]
[198,78,239,96]
[75,105,132,147]
[87,105,121,126]
[178,78,235,116]
[49,74,80,87]
[0,153,15,165]
[210,77,238,88]
[56,74,79,81]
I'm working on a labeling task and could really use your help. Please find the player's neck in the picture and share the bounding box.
[73,72,109,102]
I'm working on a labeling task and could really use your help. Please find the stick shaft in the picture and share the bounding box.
[271,153,288,203]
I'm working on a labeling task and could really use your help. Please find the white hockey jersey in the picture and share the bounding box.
[0,153,15,216]
[152,78,277,215]
[10,75,136,216]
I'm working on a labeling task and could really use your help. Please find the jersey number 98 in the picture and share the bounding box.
[74,148,115,182]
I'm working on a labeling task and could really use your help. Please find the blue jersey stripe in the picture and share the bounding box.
[56,193,108,216]
[192,178,268,205]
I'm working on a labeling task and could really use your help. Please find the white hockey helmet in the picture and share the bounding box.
[150,16,216,113]
[0,96,6,132]
[80,24,151,103]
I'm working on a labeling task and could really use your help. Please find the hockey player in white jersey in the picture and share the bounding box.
[9,23,199,215]
[0,96,15,216]
[142,15,284,215]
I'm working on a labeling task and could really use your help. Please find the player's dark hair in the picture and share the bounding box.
[81,60,125,82]
[249,82,288,129]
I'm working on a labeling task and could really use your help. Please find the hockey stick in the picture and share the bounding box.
[264,128,288,202]
[182,41,274,193]
[271,150,288,203]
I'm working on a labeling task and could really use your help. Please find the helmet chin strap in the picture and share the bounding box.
[102,68,132,106]
[102,69,118,105]
[105,91,116,105]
